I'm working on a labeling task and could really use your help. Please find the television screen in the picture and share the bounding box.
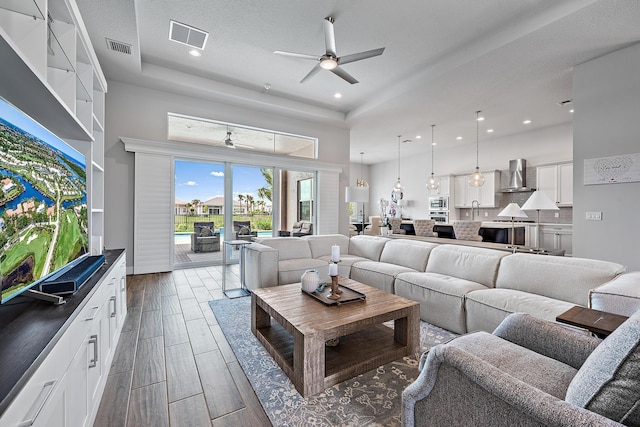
[0,97,87,303]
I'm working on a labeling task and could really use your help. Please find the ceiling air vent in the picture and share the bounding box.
[169,20,208,50]
[106,38,132,55]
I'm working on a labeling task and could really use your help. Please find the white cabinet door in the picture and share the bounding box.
[478,171,497,207]
[558,163,573,205]
[536,163,573,206]
[454,175,468,207]
[540,225,573,256]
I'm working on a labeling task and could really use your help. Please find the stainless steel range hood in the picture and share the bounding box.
[500,159,535,193]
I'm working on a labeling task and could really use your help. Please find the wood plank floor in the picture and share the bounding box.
[93,265,272,427]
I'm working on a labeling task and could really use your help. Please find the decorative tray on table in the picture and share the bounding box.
[301,283,366,306]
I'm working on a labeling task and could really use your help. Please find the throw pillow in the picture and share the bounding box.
[239,226,251,235]
[565,309,640,425]
[199,226,213,236]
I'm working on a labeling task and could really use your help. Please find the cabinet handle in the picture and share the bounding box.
[110,296,117,318]
[85,306,100,321]
[120,276,126,292]
[89,335,98,368]
[18,380,57,427]
[108,277,116,286]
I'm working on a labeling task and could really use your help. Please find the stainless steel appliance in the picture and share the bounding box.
[429,196,449,211]
[429,211,449,223]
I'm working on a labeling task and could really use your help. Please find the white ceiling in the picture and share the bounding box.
[76,0,640,164]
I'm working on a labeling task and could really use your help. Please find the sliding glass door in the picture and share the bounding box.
[231,165,273,240]
[174,160,225,268]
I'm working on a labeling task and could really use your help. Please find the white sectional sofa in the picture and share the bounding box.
[244,234,636,334]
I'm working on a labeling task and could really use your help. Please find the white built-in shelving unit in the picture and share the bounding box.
[0,0,107,255]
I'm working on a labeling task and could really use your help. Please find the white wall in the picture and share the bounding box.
[367,122,573,220]
[573,43,640,270]
[103,81,350,270]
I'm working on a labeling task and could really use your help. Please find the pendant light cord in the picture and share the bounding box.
[430,125,435,174]
[475,110,481,168]
[397,135,401,180]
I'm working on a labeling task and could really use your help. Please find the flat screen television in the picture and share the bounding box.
[0,97,88,303]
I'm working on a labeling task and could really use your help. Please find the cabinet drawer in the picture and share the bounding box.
[65,285,105,362]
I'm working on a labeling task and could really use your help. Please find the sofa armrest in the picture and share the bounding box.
[244,243,279,290]
[590,271,640,316]
[492,313,601,369]
[403,343,622,427]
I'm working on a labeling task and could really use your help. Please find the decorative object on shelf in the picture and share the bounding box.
[426,124,440,191]
[301,269,320,293]
[345,152,370,234]
[521,190,560,252]
[328,262,342,300]
[497,203,528,252]
[469,110,485,187]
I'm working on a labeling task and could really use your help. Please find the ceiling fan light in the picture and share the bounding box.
[320,57,338,70]
[469,168,485,187]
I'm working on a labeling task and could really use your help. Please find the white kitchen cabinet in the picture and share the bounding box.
[427,175,452,196]
[453,171,498,208]
[540,224,573,256]
[536,163,573,206]
[0,251,126,427]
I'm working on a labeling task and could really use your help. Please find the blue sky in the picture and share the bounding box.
[175,161,269,202]
[0,97,85,166]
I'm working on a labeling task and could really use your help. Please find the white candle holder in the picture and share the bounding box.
[328,261,342,300]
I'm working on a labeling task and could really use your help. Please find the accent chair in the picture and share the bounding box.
[413,219,436,237]
[364,216,381,236]
[232,220,257,242]
[191,221,220,252]
[403,311,640,426]
[390,218,406,235]
[291,221,313,237]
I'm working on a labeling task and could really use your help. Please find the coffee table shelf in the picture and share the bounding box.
[251,279,419,397]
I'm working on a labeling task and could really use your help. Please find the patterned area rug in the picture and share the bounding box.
[209,297,457,427]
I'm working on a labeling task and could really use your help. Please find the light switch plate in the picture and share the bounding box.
[586,211,602,220]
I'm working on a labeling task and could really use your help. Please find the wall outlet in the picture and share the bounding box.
[465,212,469,217]
[554,212,559,218]
[484,212,488,217]
[586,211,602,221]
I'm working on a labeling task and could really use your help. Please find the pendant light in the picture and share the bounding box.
[356,152,368,187]
[392,135,404,194]
[426,124,440,190]
[469,110,485,187]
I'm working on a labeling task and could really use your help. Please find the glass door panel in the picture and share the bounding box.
[174,160,225,268]
[231,165,273,241]
[277,169,315,236]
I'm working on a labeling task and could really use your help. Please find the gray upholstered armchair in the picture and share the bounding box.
[191,221,220,252]
[402,311,640,426]
[232,220,258,241]
[291,220,313,237]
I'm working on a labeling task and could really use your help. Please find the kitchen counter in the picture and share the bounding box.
[432,223,526,245]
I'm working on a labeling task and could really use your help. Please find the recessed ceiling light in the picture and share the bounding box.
[334,92,342,99]
[523,119,531,124]
[189,49,201,57]
[264,83,271,90]
[456,136,463,140]
[486,129,494,133]
[432,142,437,146]
[477,116,485,121]
[569,109,574,113]
[415,135,422,139]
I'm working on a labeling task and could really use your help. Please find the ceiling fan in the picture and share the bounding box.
[223,130,253,150]
[274,16,385,84]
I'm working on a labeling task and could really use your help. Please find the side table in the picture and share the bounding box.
[556,306,628,338]
[222,240,252,298]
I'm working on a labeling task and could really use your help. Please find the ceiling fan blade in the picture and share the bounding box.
[339,47,385,65]
[300,63,322,83]
[331,66,359,84]
[273,50,319,61]
[323,16,337,56]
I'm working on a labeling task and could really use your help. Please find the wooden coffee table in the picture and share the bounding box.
[251,278,420,397]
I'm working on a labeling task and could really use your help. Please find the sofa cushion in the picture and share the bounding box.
[316,254,369,278]
[395,272,488,334]
[590,271,640,317]
[379,240,438,272]
[566,310,640,425]
[465,288,576,333]
[348,235,390,261]
[496,253,626,306]
[426,245,508,288]
[254,237,312,260]
[350,261,415,294]
[278,258,328,285]
[302,234,350,259]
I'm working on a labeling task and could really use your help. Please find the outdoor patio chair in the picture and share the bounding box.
[191,221,220,252]
[232,220,258,241]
